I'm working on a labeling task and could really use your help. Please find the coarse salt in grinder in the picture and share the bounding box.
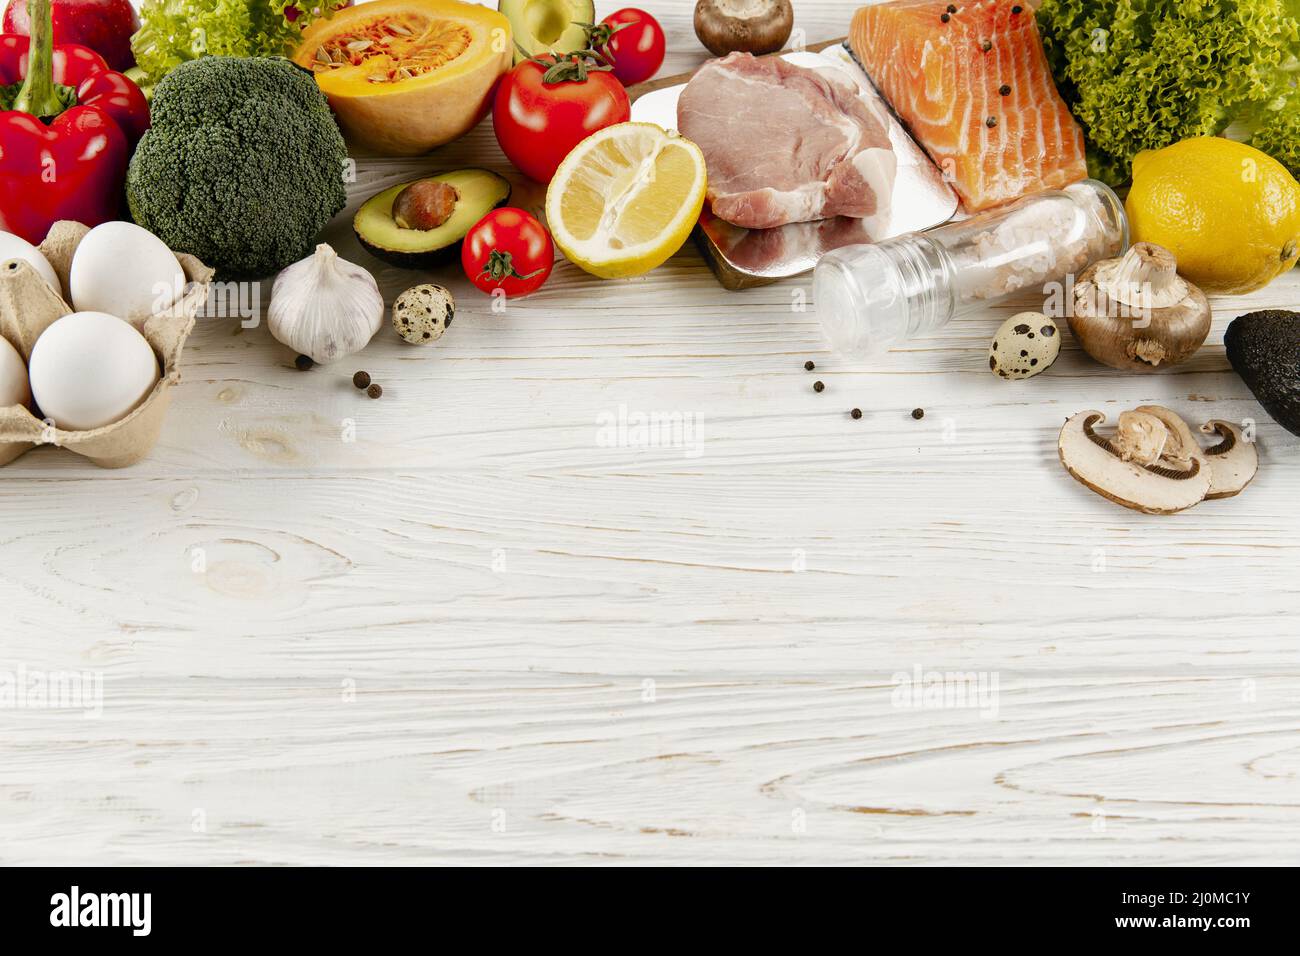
[814,179,1128,357]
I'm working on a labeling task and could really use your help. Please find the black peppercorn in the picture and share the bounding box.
[850,408,862,420]
[1012,4,1022,12]
[982,40,991,52]
[940,12,950,21]
[353,371,371,390]
[295,354,314,371]
[367,383,383,399]
[911,408,925,420]
[947,3,957,10]
[999,84,1011,96]
[986,116,997,128]
[804,360,815,371]
[813,380,825,393]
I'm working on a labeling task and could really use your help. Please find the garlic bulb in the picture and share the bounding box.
[268,244,384,364]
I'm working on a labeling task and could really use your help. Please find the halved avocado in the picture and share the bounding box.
[499,0,596,64]
[354,169,511,269]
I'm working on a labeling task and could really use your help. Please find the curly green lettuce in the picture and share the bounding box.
[132,0,352,86]
[1036,0,1300,184]
[1246,94,1300,177]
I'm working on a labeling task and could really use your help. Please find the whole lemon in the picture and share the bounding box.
[1126,137,1300,295]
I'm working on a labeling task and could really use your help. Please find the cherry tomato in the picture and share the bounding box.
[461,207,555,298]
[492,55,630,183]
[595,9,666,86]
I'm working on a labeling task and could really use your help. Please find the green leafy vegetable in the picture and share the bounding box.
[1036,0,1300,184]
[127,56,348,278]
[132,0,351,86]
[1246,95,1300,178]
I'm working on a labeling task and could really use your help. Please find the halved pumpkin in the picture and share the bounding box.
[293,0,512,156]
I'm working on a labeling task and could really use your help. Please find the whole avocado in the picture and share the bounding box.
[127,56,347,279]
[1224,310,1300,436]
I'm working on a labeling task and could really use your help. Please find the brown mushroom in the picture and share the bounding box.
[1069,242,1211,371]
[694,0,794,57]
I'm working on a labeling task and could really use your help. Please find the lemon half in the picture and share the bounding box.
[545,122,707,280]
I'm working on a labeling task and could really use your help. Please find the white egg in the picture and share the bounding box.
[0,230,60,295]
[29,312,160,431]
[0,335,30,409]
[69,222,185,329]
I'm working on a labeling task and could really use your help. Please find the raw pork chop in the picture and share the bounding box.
[677,52,896,230]
[850,0,1087,211]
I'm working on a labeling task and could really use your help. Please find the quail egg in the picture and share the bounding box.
[989,312,1060,380]
[392,284,454,345]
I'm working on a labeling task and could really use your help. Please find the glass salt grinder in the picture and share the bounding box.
[814,179,1128,357]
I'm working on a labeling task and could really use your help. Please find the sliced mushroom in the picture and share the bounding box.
[1070,243,1212,371]
[1200,420,1259,499]
[1136,406,1257,498]
[1132,404,1204,471]
[694,0,794,57]
[1058,410,1211,514]
[1111,409,1169,465]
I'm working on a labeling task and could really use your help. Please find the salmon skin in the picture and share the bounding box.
[850,0,1086,211]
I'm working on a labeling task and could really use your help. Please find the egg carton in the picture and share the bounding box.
[0,221,214,469]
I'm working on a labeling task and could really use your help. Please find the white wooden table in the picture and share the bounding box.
[2,1,1299,866]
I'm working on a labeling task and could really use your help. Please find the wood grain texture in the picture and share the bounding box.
[2,1,1299,866]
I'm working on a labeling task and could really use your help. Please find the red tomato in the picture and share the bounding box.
[492,55,630,183]
[461,208,555,298]
[596,9,666,86]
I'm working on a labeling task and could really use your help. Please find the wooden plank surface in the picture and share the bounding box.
[2,1,1299,866]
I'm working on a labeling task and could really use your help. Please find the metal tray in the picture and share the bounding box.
[630,45,959,289]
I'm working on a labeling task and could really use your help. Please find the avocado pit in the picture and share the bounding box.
[353,168,510,268]
[392,179,460,231]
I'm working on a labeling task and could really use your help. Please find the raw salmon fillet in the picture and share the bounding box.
[850,0,1086,211]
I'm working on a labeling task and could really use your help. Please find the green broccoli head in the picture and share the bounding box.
[127,56,348,279]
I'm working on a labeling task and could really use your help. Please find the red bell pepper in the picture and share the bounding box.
[0,0,149,244]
